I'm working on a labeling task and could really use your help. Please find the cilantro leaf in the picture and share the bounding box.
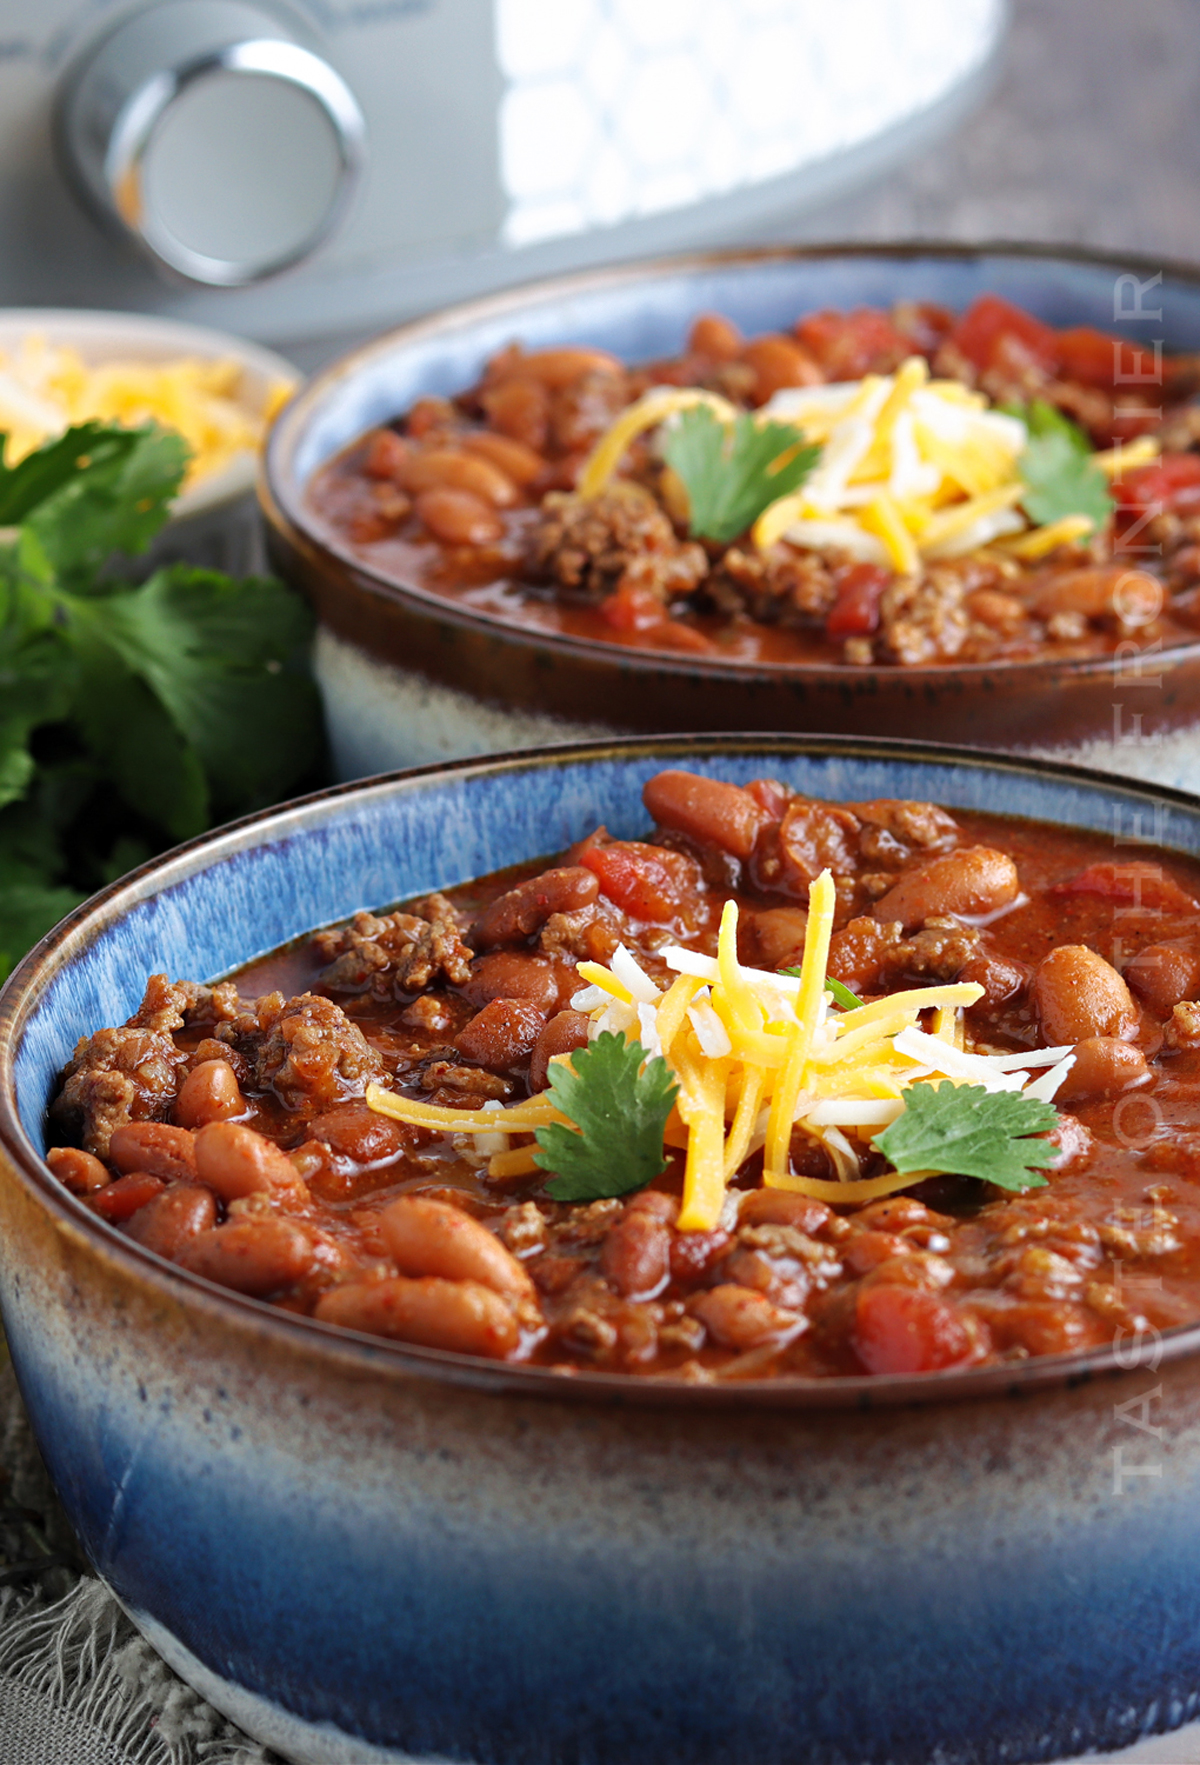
[1011,399,1112,531]
[662,406,820,544]
[533,1031,679,1201]
[28,424,189,586]
[875,1081,1061,1192]
[0,423,133,525]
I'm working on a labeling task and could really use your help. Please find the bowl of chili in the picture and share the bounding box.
[5,733,1200,1761]
[262,243,1200,789]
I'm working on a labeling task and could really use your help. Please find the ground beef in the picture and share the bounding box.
[217,993,386,1115]
[525,484,708,605]
[704,545,836,625]
[852,801,961,854]
[313,894,474,995]
[877,569,971,665]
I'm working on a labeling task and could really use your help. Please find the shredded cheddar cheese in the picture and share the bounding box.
[365,871,1078,1231]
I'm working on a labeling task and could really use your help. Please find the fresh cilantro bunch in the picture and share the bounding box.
[875,1081,1061,1193]
[662,406,820,544]
[1009,399,1113,531]
[533,1031,679,1202]
[0,421,323,982]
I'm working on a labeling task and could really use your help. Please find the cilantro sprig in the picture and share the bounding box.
[662,406,820,544]
[875,1081,1061,1193]
[0,421,323,983]
[1007,399,1113,532]
[533,1031,679,1202]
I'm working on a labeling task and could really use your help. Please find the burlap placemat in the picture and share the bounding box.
[0,1337,283,1765]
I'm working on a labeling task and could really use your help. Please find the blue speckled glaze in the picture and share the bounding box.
[6,736,1200,1765]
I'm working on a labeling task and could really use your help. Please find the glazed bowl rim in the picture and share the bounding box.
[261,239,1200,688]
[3,730,1199,1413]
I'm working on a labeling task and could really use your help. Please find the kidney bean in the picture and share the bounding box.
[529,1010,591,1092]
[398,447,518,508]
[473,866,598,948]
[669,1228,732,1286]
[46,1146,109,1193]
[194,1121,308,1204]
[741,334,822,402]
[460,430,544,485]
[314,1276,520,1358]
[853,1284,972,1374]
[1056,1037,1151,1104]
[1032,566,1161,627]
[413,488,503,546]
[491,346,622,388]
[641,769,769,860]
[739,1190,832,1235]
[690,1284,804,1351]
[872,847,1020,931]
[173,1059,245,1129]
[379,1195,535,1300]
[600,1205,671,1298]
[1033,945,1138,1044]
[844,1231,913,1276]
[179,1217,316,1296]
[687,312,743,361]
[87,1172,166,1222]
[1124,941,1200,1015]
[454,998,548,1072]
[479,378,551,451]
[462,951,562,1013]
[126,1182,217,1257]
[749,906,810,971]
[109,1122,197,1184]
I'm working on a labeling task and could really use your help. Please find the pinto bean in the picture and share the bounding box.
[46,1146,109,1193]
[853,1284,972,1374]
[454,998,548,1071]
[179,1217,316,1296]
[871,847,1020,931]
[126,1182,217,1257]
[750,906,810,971]
[87,1172,166,1222]
[173,1059,245,1129]
[1032,566,1161,627]
[413,487,503,545]
[641,769,769,860]
[462,951,562,1014]
[742,334,822,402]
[1124,941,1200,1015]
[109,1122,196,1184]
[473,866,599,948]
[1033,945,1138,1044]
[600,1205,671,1298]
[194,1121,308,1204]
[490,346,622,387]
[378,1195,535,1300]
[529,1010,591,1092]
[690,1284,805,1351]
[460,430,545,485]
[398,447,519,507]
[314,1276,520,1358]
[739,1190,832,1235]
[1056,1037,1151,1104]
[688,312,743,360]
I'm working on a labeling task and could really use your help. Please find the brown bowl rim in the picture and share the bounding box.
[3,730,1200,1413]
[262,239,1200,690]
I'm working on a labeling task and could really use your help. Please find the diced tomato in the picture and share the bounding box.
[361,428,411,481]
[794,307,910,380]
[825,562,891,639]
[948,295,1059,376]
[600,582,667,632]
[1051,861,1198,914]
[1057,327,1161,390]
[891,300,955,355]
[86,1172,166,1223]
[1114,453,1200,519]
[853,1284,973,1375]
[745,777,791,819]
[581,841,694,922]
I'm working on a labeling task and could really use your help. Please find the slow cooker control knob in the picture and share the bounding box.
[55,0,366,288]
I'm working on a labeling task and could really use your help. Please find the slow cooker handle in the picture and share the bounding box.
[54,0,367,289]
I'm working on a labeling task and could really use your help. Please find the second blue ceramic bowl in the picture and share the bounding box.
[4,735,1200,1764]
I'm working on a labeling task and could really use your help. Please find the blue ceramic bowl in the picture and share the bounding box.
[263,244,1200,792]
[4,735,1200,1765]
